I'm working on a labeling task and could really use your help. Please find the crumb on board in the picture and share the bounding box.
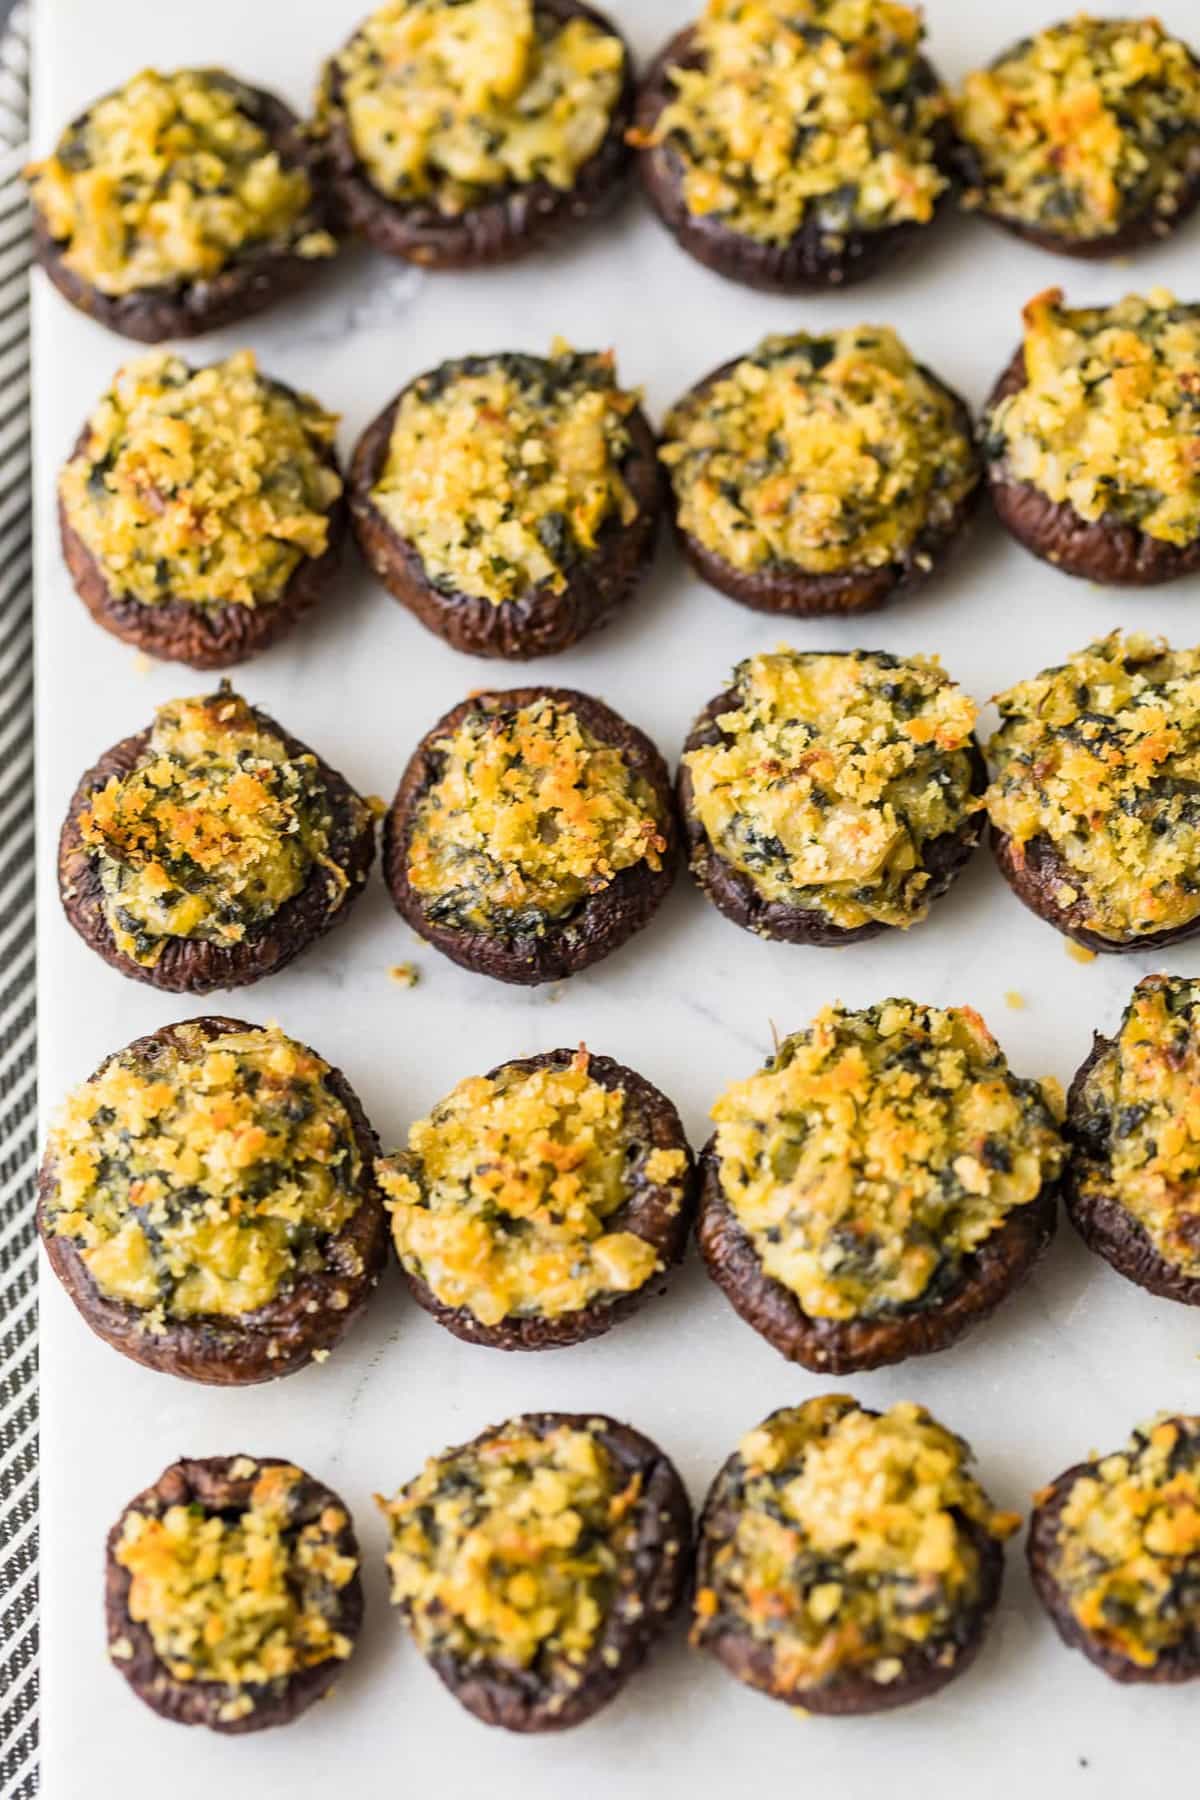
[131,651,151,676]
[389,962,420,988]
[366,793,387,819]
[1004,990,1025,1010]
[1067,942,1097,965]
[544,985,564,1004]
[311,1348,330,1364]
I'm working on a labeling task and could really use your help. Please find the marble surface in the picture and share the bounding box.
[32,2,1200,1795]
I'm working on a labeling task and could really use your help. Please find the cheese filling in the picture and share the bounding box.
[684,650,980,932]
[639,0,948,244]
[42,1022,364,1323]
[75,690,356,967]
[115,1461,356,1698]
[379,1049,686,1325]
[407,695,666,935]
[25,68,334,297]
[956,16,1200,241]
[692,1397,1019,1688]
[381,1420,640,1676]
[327,0,625,213]
[1071,974,1200,1278]
[985,288,1200,548]
[59,351,342,610]
[372,346,639,607]
[660,329,977,576]
[986,632,1200,941]
[711,1001,1064,1321]
[1048,1415,1200,1667]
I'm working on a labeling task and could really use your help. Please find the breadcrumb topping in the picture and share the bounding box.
[638,0,947,244]
[115,1462,356,1693]
[373,346,638,607]
[380,1419,639,1677]
[60,351,341,610]
[26,68,333,297]
[43,1022,363,1321]
[985,289,1200,548]
[712,1000,1064,1320]
[660,328,976,576]
[956,16,1200,241]
[326,0,625,212]
[1048,1414,1200,1666]
[407,695,666,934]
[986,632,1200,941]
[685,650,979,931]
[380,1048,684,1324]
[693,1397,1019,1690]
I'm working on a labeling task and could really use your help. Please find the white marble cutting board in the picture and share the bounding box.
[31,1,1200,1794]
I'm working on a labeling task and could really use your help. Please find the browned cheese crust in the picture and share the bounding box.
[984,347,1200,588]
[663,353,979,615]
[1028,1454,1200,1685]
[396,1048,696,1348]
[57,703,375,993]
[322,0,634,270]
[1065,1031,1200,1307]
[38,1016,388,1385]
[32,84,335,343]
[105,1455,364,1730]
[678,676,987,949]
[383,685,678,985]
[404,1413,692,1730]
[694,1135,1056,1373]
[348,384,661,660]
[59,412,348,671]
[694,1407,1007,1713]
[635,27,955,293]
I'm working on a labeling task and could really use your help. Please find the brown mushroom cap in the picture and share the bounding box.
[38,1016,388,1384]
[31,79,336,343]
[58,698,376,993]
[984,346,1200,587]
[392,1048,696,1348]
[678,669,987,948]
[989,823,1200,956]
[383,685,678,985]
[394,1411,692,1731]
[59,395,347,670]
[105,1455,364,1730]
[322,0,634,270]
[348,368,661,660]
[635,26,956,293]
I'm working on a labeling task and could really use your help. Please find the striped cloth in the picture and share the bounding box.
[0,6,37,1797]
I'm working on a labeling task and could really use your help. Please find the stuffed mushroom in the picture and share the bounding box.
[955,16,1200,258]
[378,1046,695,1348]
[1028,1413,1200,1683]
[986,632,1200,953]
[378,1411,691,1730]
[58,686,375,992]
[982,288,1200,586]
[106,1455,363,1730]
[349,346,660,658]
[697,1000,1065,1372]
[679,650,986,947]
[633,0,955,292]
[59,351,346,669]
[319,0,634,269]
[38,1017,388,1383]
[692,1395,1019,1712]
[1066,974,1200,1306]
[25,68,336,341]
[383,685,677,984]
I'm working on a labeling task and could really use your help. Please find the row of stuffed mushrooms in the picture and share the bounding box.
[24,6,1200,336]
[102,1402,1200,1742]
[53,634,1200,1003]
[37,978,1200,1395]
[54,289,1200,680]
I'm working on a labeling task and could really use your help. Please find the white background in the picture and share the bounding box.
[32,2,1200,1794]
